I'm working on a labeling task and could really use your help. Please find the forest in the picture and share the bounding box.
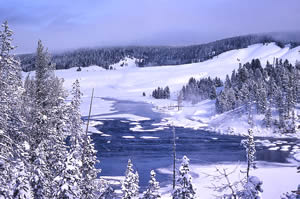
[18,34,300,72]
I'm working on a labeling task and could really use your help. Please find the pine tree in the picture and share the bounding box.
[277,91,286,131]
[225,74,231,90]
[29,40,70,198]
[242,129,256,180]
[66,80,101,198]
[142,170,161,199]
[68,80,85,162]
[122,159,139,199]
[97,178,115,199]
[256,82,267,114]
[264,103,272,128]
[53,154,82,199]
[173,156,196,199]
[30,40,56,148]
[0,21,31,199]
[80,134,99,199]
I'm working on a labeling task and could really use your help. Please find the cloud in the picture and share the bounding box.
[1,0,299,53]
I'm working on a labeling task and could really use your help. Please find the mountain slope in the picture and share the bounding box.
[19,34,300,72]
[24,42,299,138]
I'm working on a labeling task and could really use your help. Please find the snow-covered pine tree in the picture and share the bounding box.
[142,170,161,199]
[51,79,85,198]
[29,40,69,198]
[173,156,196,199]
[276,91,286,131]
[264,102,272,128]
[242,129,256,180]
[12,157,34,199]
[0,21,32,199]
[68,80,85,159]
[81,121,100,197]
[122,159,140,199]
[256,82,267,114]
[97,178,115,199]
[68,80,100,199]
[30,40,56,148]
[53,154,82,199]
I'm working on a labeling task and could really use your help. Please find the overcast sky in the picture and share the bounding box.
[1,0,300,53]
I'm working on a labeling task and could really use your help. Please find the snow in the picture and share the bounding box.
[140,136,160,139]
[24,43,300,137]
[130,125,166,132]
[159,162,299,199]
[21,42,300,198]
[100,133,111,137]
[122,136,136,139]
[294,153,300,161]
[92,114,150,122]
[268,147,280,151]
[281,145,291,151]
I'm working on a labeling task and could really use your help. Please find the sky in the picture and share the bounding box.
[1,0,300,54]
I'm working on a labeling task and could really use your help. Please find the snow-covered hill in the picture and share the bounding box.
[28,42,300,137]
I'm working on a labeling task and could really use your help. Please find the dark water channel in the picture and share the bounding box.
[85,99,298,190]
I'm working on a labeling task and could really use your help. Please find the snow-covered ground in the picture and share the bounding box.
[39,42,300,138]
[23,42,300,198]
[159,162,299,199]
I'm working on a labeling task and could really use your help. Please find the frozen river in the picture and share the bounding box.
[85,99,298,190]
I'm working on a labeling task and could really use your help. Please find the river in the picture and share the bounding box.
[86,99,298,190]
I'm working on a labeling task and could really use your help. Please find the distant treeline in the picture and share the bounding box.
[18,34,300,72]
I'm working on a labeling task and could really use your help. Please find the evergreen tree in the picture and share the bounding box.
[242,129,256,180]
[53,154,82,199]
[142,170,161,199]
[67,80,100,199]
[122,159,139,199]
[0,21,31,199]
[97,178,115,199]
[80,134,99,199]
[173,156,196,199]
[29,40,69,198]
[264,103,272,128]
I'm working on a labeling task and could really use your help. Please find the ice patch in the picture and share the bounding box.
[93,114,150,122]
[140,136,160,139]
[89,120,104,126]
[101,134,111,137]
[93,130,105,135]
[280,145,291,151]
[122,135,135,139]
[130,125,165,132]
[268,147,280,151]
[294,153,300,162]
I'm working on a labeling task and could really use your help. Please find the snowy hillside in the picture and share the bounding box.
[38,42,300,138]
[21,42,300,138]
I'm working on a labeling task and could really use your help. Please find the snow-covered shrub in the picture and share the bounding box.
[237,176,263,199]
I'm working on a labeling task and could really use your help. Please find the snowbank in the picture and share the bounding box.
[159,162,299,199]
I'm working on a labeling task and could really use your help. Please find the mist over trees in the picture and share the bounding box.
[19,34,299,72]
[152,86,170,99]
[181,77,221,103]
